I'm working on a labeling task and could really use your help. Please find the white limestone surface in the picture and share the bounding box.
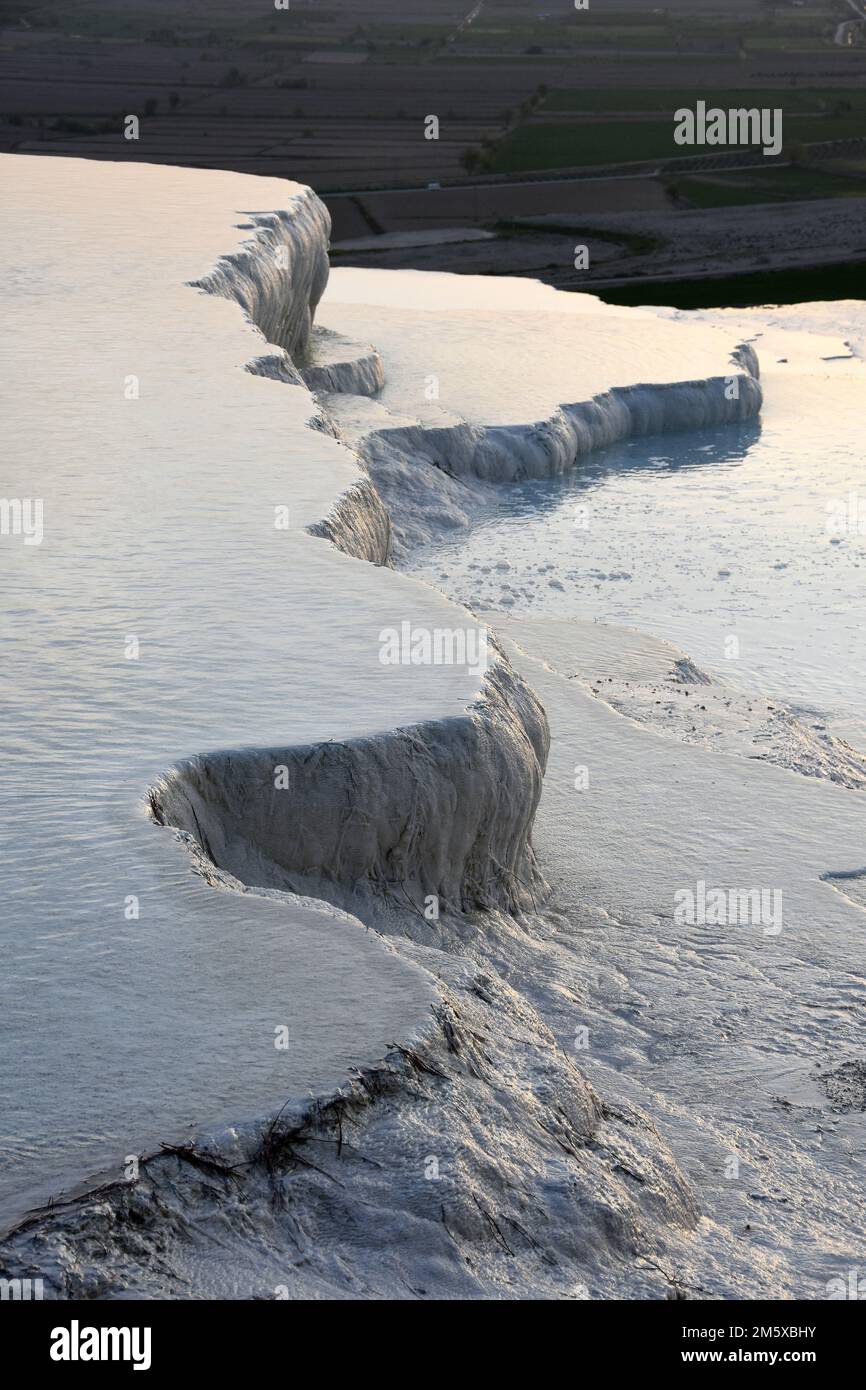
[0,157,772,1286]
[1,157,491,1227]
[313,267,762,558]
[318,266,762,437]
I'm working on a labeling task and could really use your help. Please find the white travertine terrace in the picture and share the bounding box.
[1,156,477,1224]
[314,266,761,556]
[0,156,763,1249]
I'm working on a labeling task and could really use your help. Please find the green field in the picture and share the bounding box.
[670,165,866,209]
[543,89,866,116]
[489,110,866,174]
[490,121,680,172]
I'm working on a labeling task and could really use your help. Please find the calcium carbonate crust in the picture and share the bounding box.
[0,178,767,1299]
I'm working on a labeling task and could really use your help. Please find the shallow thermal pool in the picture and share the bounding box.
[406,336,866,754]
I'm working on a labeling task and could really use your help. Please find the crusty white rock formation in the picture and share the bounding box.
[315,268,761,556]
[1,156,777,1299]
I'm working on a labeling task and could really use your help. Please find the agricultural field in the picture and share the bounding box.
[668,161,866,208]
[543,87,866,115]
[488,106,866,173]
[2,0,866,285]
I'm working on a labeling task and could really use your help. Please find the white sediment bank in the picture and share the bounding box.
[312,270,760,557]
[0,156,490,1231]
[15,155,856,1301]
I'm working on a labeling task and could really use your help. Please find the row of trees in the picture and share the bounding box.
[460,85,548,175]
